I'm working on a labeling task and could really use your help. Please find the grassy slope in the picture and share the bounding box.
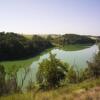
[0,48,53,73]
[59,44,91,51]
[0,78,100,100]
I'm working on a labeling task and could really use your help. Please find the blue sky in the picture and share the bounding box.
[0,0,100,35]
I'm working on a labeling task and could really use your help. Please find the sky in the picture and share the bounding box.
[0,0,100,35]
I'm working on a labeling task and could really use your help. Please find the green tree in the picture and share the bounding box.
[0,65,6,95]
[36,53,68,89]
[0,32,52,60]
[67,67,78,83]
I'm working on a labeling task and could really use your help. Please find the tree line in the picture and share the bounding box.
[0,32,53,60]
[47,34,96,46]
[0,32,96,60]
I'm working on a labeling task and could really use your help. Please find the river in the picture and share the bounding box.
[17,44,99,90]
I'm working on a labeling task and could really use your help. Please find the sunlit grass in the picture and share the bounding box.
[0,78,100,100]
[60,44,92,51]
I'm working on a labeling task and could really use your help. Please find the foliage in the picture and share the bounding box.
[0,32,52,60]
[87,45,100,78]
[0,65,6,95]
[36,53,69,89]
[0,78,100,100]
[51,34,95,46]
[67,66,92,83]
[78,68,91,82]
[67,67,78,83]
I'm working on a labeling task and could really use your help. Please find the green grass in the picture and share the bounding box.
[0,48,53,73]
[0,57,37,73]
[60,44,92,51]
[24,35,33,39]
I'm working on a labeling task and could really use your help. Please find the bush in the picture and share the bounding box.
[67,67,78,83]
[36,53,69,89]
[87,45,100,78]
[0,65,6,95]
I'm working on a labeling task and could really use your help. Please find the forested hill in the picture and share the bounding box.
[48,34,96,45]
[0,32,52,60]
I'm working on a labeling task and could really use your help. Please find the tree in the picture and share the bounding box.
[0,65,6,95]
[0,32,52,60]
[36,53,68,89]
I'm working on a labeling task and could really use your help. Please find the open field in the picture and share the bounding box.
[24,35,33,39]
[59,44,91,51]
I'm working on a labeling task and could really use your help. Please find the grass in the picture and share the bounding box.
[0,78,100,100]
[60,44,92,51]
[0,48,53,74]
[0,57,37,74]
[24,35,33,39]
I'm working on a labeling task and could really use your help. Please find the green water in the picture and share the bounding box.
[17,45,99,89]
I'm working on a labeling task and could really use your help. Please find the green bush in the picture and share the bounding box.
[87,45,100,78]
[36,53,69,89]
[67,67,78,83]
[0,65,6,95]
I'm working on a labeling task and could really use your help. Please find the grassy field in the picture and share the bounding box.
[0,78,100,100]
[60,44,92,51]
[24,35,33,39]
[0,48,53,73]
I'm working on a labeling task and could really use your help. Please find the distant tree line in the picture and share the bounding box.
[47,34,96,46]
[0,32,53,60]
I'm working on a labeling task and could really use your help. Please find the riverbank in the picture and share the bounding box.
[0,44,98,76]
[0,47,53,74]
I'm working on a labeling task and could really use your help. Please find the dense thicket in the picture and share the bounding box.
[48,34,96,45]
[0,32,52,60]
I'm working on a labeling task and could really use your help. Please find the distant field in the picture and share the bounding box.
[59,44,91,51]
[24,35,33,39]
[0,48,52,73]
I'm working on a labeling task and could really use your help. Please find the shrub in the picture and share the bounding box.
[67,67,78,83]
[87,45,100,78]
[36,53,69,89]
[0,65,6,95]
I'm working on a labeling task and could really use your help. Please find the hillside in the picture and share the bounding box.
[49,34,96,46]
[0,32,52,60]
